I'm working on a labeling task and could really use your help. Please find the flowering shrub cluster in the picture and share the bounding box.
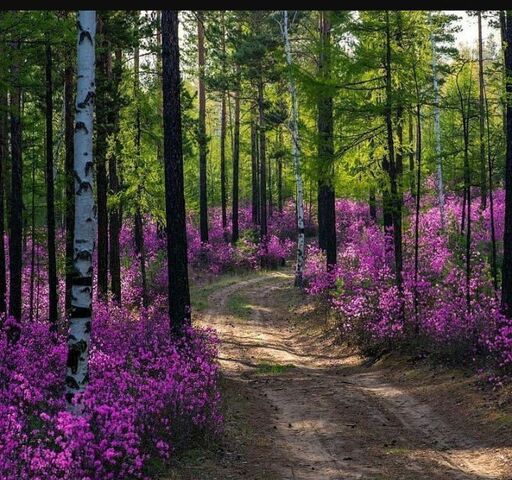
[0,303,221,479]
[304,191,512,375]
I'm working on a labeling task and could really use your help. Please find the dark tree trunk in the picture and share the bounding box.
[29,153,35,323]
[278,129,283,213]
[220,14,227,230]
[251,118,259,225]
[96,16,109,300]
[258,79,267,239]
[231,72,241,244]
[268,146,273,218]
[162,11,191,336]
[413,102,422,327]
[9,39,22,334]
[484,86,498,293]
[0,67,7,316]
[108,49,122,303]
[408,112,415,199]
[134,210,147,307]
[198,11,208,243]
[384,11,403,292]
[220,93,227,229]
[478,11,487,209]
[64,53,74,317]
[134,41,148,308]
[46,42,58,328]
[317,11,336,268]
[369,187,377,221]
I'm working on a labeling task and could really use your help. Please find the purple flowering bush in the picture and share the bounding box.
[0,304,221,479]
[304,192,512,374]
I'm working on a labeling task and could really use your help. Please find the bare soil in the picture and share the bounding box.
[167,269,512,480]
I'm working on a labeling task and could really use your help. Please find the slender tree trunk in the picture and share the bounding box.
[231,70,241,244]
[457,71,473,312]
[64,50,74,317]
[258,79,268,239]
[408,112,415,199]
[413,103,422,327]
[29,153,35,323]
[134,41,147,308]
[283,10,306,287]
[46,41,58,328]
[96,15,109,300]
[501,11,508,139]
[431,18,445,229]
[66,11,96,410]
[251,118,259,224]
[369,187,377,221]
[478,11,487,209]
[268,144,273,218]
[8,38,22,335]
[502,10,512,316]
[277,129,283,213]
[385,11,403,292]
[0,62,7,316]
[484,86,498,293]
[162,10,191,336]
[220,14,227,230]
[317,11,337,268]
[108,49,122,303]
[197,11,208,243]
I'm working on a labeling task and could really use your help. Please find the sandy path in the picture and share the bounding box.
[196,270,511,480]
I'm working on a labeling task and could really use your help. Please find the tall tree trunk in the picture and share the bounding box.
[250,118,259,224]
[502,10,512,317]
[64,49,74,317]
[133,40,147,308]
[162,10,191,336]
[385,11,403,293]
[258,79,268,239]
[29,152,35,323]
[484,85,498,293]
[478,11,487,209]
[197,11,208,243]
[220,13,227,230]
[413,103,422,327]
[501,11,508,139]
[0,60,7,316]
[46,41,58,328]
[66,11,96,410]
[431,17,445,229]
[457,69,473,312]
[96,15,109,300]
[108,49,122,303]
[231,68,241,244]
[317,11,337,268]
[408,112,415,199]
[8,38,22,335]
[277,129,283,213]
[283,10,306,287]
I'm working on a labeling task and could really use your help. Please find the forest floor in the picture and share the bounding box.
[166,268,512,480]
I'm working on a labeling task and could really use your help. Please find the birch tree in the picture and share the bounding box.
[282,11,305,288]
[66,10,96,410]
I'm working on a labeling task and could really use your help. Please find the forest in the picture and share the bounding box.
[1,9,512,480]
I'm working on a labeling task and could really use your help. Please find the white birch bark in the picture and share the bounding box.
[283,11,306,288]
[66,10,96,411]
[431,15,445,229]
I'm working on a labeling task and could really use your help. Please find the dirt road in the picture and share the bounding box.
[190,270,511,480]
